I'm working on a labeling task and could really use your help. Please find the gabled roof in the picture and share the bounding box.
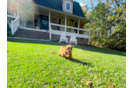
[32,0,85,18]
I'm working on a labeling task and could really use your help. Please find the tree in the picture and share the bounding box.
[106,1,126,51]
[89,3,111,46]
[81,0,126,51]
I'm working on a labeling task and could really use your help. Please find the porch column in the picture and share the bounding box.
[88,22,90,45]
[49,11,51,40]
[65,15,67,33]
[78,19,80,34]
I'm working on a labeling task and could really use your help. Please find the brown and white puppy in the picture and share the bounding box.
[58,45,75,59]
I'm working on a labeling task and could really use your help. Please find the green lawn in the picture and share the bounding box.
[7,38,126,88]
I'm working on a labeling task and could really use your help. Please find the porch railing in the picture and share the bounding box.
[50,23,89,39]
[7,15,20,35]
[11,17,20,35]
[7,15,17,19]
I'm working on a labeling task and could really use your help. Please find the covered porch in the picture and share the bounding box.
[7,0,90,45]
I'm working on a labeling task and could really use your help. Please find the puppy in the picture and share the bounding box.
[59,45,75,59]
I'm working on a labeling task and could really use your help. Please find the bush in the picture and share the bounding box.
[7,32,12,36]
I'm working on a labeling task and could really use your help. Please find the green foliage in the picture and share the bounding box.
[82,0,126,51]
[7,23,12,36]
[7,32,12,36]
[90,3,111,48]
[105,1,126,51]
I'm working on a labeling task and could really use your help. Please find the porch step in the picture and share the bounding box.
[14,28,49,40]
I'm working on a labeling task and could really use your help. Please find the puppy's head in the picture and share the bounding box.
[66,45,75,53]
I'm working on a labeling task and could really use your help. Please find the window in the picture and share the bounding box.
[66,2,70,10]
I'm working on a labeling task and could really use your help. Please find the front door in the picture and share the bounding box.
[40,15,49,30]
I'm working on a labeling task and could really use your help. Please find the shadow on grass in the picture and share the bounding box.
[75,45,126,56]
[7,38,126,56]
[65,57,91,66]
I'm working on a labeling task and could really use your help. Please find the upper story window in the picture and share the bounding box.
[66,2,70,10]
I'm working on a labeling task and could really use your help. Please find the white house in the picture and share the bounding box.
[7,0,91,45]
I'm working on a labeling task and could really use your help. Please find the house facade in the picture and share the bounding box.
[7,0,90,45]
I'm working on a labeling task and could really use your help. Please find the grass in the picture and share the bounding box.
[7,38,126,88]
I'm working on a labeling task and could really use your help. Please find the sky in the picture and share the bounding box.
[74,0,98,5]
[76,0,126,7]
[74,0,86,6]
[74,0,82,3]
[74,0,99,11]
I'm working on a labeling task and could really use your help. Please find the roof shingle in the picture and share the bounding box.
[32,0,85,18]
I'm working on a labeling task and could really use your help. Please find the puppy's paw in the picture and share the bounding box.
[58,54,61,56]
